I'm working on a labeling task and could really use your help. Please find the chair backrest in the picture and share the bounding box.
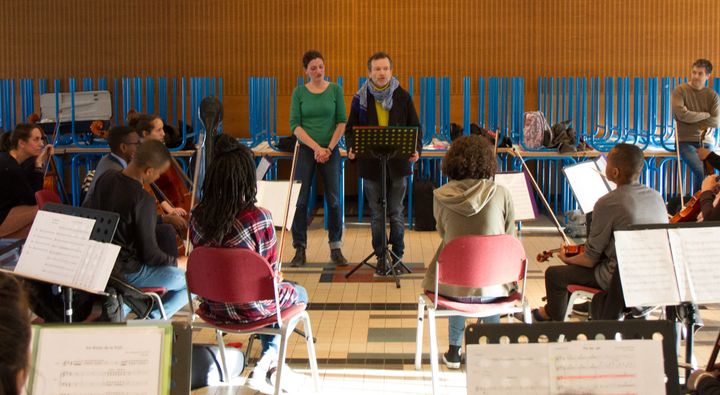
[437,234,527,289]
[186,246,276,304]
[35,189,61,208]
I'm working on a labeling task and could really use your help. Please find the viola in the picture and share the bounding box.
[536,244,586,262]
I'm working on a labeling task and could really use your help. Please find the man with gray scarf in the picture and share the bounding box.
[346,52,422,275]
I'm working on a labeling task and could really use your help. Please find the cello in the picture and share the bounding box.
[28,113,69,203]
[509,147,586,262]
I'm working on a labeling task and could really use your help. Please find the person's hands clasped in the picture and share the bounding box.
[314,147,331,163]
[409,151,419,163]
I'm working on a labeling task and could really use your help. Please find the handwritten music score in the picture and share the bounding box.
[495,172,538,221]
[29,326,168,395]
[466,340,665,394]
[615,226,720,307]
[13,211,119,293]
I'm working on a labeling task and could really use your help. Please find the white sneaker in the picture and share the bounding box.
[247,349,278,394]
[267,364,307,393]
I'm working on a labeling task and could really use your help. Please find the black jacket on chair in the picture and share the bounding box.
[345,86,423,182]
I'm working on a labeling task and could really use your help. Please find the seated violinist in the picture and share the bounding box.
[534,143,667,321]
[0,124,53,239]
[699,174,720,222]
[84,140,188,319]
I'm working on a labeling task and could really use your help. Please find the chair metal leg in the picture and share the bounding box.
[215,330,230,383]
[427,308,440,395]
[274,321,296,395]
[415,297,426,370]
[302,313,321,391]
[146,292,167,320]
[564,292,580,322]
[246,334,258,363]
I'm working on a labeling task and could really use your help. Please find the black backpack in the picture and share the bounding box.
[412,178,436,231]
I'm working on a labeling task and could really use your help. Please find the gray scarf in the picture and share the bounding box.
[356,77,400,113]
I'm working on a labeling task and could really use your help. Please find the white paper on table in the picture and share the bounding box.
[30,326,166,395]
[14,211,119,293]
[495,172,538,221]
[466,340,665,395]
[615,229,680,307]
[256,180,302,231]
[255,156,272,180]
[563,160,612,213]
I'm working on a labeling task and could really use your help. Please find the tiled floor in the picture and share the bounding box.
[189,219,720,394]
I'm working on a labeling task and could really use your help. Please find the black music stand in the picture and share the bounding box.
[38,203,119,323]
[465,320,680,394]
[345,126,418,288]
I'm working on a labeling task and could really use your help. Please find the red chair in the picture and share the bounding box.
[414,234,530,395]
[34,189,61,209]
[186,246,319,394]
[563,284,602,321]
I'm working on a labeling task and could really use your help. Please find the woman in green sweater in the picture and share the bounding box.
[289,50,348,266]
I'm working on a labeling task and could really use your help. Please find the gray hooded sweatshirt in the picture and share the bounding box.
[422,178,516,298]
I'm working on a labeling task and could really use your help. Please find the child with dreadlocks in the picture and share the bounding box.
[189,134,308,393]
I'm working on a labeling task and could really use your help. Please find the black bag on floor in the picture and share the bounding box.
[413,179,436,231]
[191,344,245,389]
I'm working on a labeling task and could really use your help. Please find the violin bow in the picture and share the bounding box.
[277,142,300,273]
[511,146,572,245]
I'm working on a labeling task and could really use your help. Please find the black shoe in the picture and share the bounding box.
[572,301,590,317]
[290,247,306,267]
[330,248,348,266]
[443,345,461,369]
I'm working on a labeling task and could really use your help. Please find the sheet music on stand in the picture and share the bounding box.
[615,222,720,307]
[562,156,617,213]
[257,180,301,231]
[9,210,120,294]
[28,322,177,395]
[494,172,539,221]
[464,320,678,395]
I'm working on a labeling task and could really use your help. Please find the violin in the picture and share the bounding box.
[536,244,586,262]
[670,130,717,223]
[89,121,109,139]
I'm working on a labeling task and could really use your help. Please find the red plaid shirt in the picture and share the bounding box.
[190,206,298,323]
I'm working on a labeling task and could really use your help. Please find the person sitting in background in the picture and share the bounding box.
[421,135,516,369]
[0,124,52,239]
[83,125,179,258]
[190,135,308,393]
[0,272,32,395]
[84,140,188,319]
[535,143,667,322]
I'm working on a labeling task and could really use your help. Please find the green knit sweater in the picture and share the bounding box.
[289,83,347,147]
